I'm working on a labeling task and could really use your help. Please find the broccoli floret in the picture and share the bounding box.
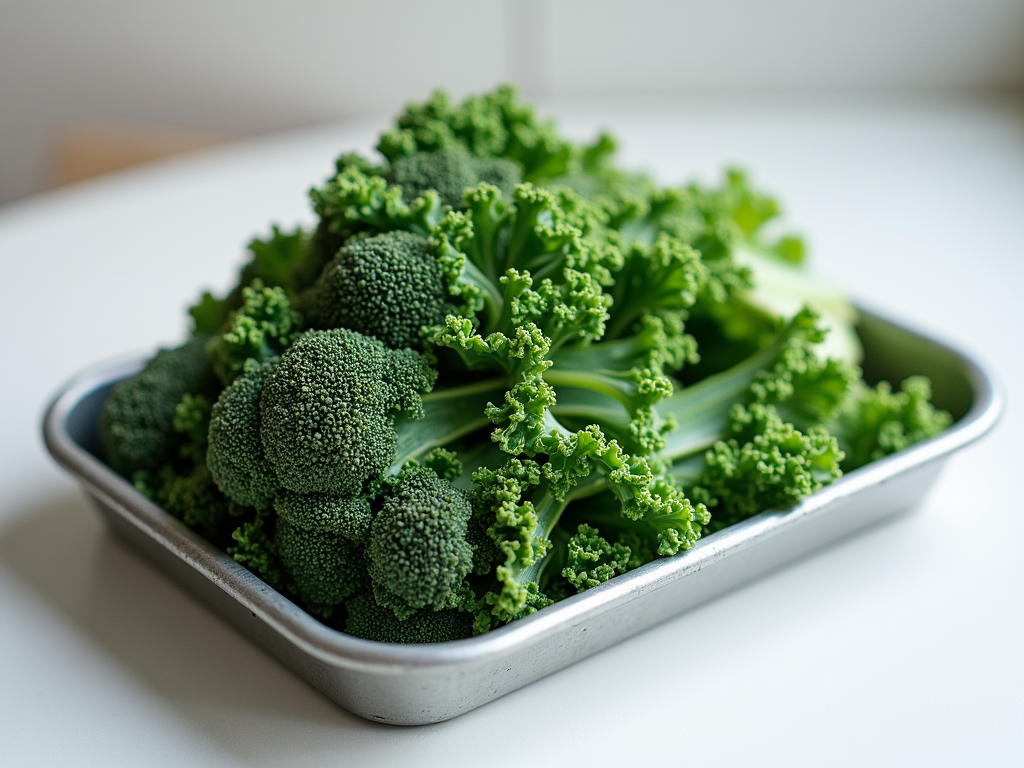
[301,231,449,350]
[260,328,436,496]
[344,593,473,643]
[227,512,287,592]
[274,490,372,544]
[206,327,501,515]
[367,467,474,619]
[386,146,521,209]
[274,492,372,608]
[207,357,281,510]
[100,336,215,476]
[275,515,365,610]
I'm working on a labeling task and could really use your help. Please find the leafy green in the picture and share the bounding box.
[98,84,954,643]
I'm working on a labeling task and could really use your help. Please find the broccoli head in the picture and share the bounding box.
[273,491,372,608]
[386,146,521,209]
[301,231,449,350]
[344,593,474,643]
[366,467,474,619]
[259,328,436,496]
[207,357,281,510]
[275,516,365,610]
[99,335,215,476]
[274,490,372,544]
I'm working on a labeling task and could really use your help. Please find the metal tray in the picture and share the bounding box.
[42,310,1002,725]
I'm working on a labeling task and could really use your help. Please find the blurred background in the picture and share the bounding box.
[2,0,1023,206]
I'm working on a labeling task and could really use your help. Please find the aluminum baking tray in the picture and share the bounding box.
[42,309,1002,725]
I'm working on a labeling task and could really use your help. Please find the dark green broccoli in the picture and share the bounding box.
[227,512,287,592]
[207,357,281,510]
[274,492,371,608]
[99,335,215,476]
[366,467,474,619]
[137,461,246,541]
[344,593,474,643]
[301,231,449,350]
[260,328,435,496]
[386,146,521,209]
[275,490,372,543]
[206,326,502,515]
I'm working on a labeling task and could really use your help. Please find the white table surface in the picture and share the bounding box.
[1,95,1021,767]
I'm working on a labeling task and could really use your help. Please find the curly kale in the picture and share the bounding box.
[205,279,303,385]
[97,84,956,643]
[376,85,593,183]
[692,403,845,532]
[830,376,952,471]
[561,523,633,591]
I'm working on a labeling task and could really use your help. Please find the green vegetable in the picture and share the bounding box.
[99,335,216,476]
[344,593,474,643]
[367,466,474,619]
[830,376,952,471]
[300,230,449,350]
[99,84,953,643]
[386,146,521,209]
[258,328,435,497]
[275,492,369,609]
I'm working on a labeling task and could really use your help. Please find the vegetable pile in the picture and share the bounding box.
[99,85,952,643]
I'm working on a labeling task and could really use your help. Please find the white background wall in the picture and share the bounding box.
[2,0,1023,205]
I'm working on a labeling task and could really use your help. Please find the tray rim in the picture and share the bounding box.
[41,308,1004,674]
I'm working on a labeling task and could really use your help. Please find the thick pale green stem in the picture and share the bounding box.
[392,378,507,469]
